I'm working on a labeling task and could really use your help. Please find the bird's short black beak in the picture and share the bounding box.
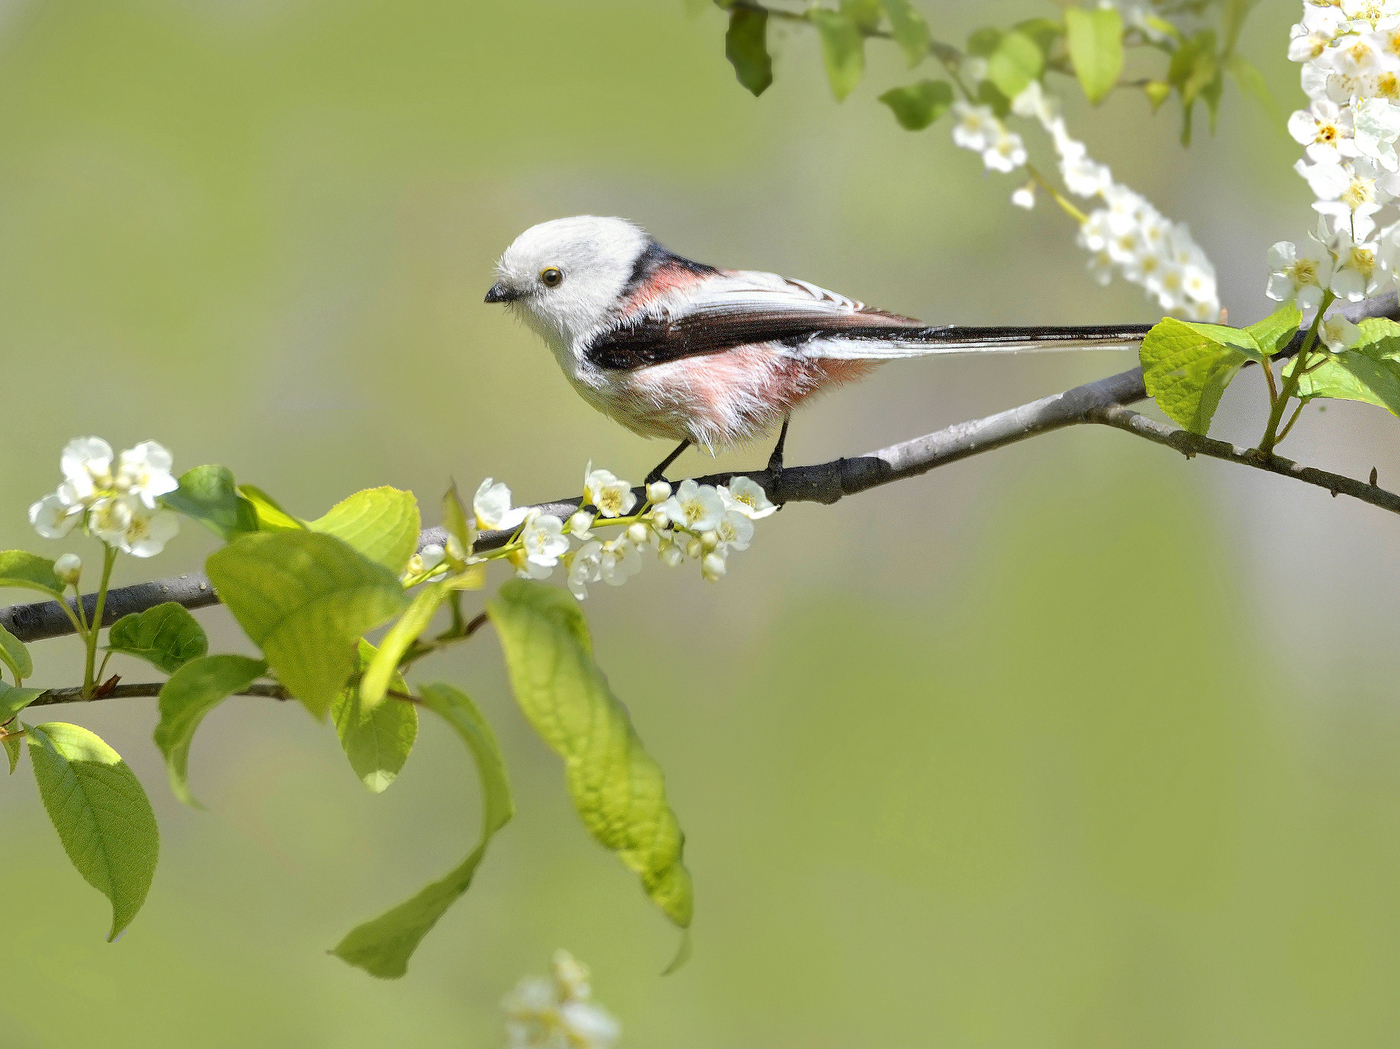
[484,282,519,304]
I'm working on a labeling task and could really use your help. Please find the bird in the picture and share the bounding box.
[485,215,1152,484]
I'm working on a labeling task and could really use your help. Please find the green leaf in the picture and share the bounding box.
[206,532,408,719]
[488,580,692,928]
[1066,6,1124,104]
[1143,80,1171,111]
[809,9,864,101]
[1014,17,1064,57]
[878,79,954,130]
[0,679,45,723]
[154,654,268,808]
[442,482,473,552]
[1221,0,1258,55]
[1244,305,1302,358]
[986,30,1043,101]
[332,640,418,793]
[162,465,258,540]
[1289,317,1400,416]
[27,722,159,940]
[360,581,449,712]
[724,7,772,96]
[1227,55,1282,130]
[106,602,208,674]
[0,551,64,599]
[1140,317,1255,434]
[236,485,305,532]
[332,682,512,979]
[880,0,928,67]
[309,488,421,575]
[966,26,1002,58]
[0,621,33,682]
[4,732,19,774]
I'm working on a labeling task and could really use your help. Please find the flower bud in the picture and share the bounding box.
[702,552,727,581]
[700,529,719,551]
[404,554,426,578]
[658,542,683,568]
[568,510,595,538]
[650,508,670,530]
[627,522,649,545]
[685,536,703,560]
[54,553,82,586]
[646,480,672,503]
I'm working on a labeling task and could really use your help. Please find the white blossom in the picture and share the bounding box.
[645,480,672,503]
[521,512,568,567]
[567,510,595,539]
[950,102,1000,153]
[119,502,180,558]
[115,441,178,509]
[1320,313,1363,350]
[582,464,637,518]
[716,510,754,552]
[567,541,603,600]
[1010,184,1036,210]
[702,550,727,582]
[473,478,530,531]
[718,476,776,519]
[599,538,643,586]
[661,479,724,533]
[1267,239,1335,308]
[28,493,82,539]
[59,437,113,502]
[503,951,620,1049]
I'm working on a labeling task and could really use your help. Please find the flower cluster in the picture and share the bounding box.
[29,437,180,557]
[463,464,774,599]
[1269,0,1400,330]
[948,76,1219,321]
[502,950,620,1049]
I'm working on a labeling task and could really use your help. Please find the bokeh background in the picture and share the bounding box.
[2,1,1398,1045]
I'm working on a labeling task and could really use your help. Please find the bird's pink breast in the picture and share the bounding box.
[591,343,876,449]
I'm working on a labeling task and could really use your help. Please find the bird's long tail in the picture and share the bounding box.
[812,323,1155,360]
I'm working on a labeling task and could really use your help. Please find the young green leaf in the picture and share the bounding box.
[488,580,692,929]
[235,484,305,532]
[442,482,473,552]
[4,732,19,774]
[1140,318,1258,434]
[1244,304,1302,358]
[0,551,64,599]
[1288,317,1400,416]
[0,621,33,682]
[332,641,418,793]
[27,722,159,940]
[332,682,512,979]
[1066,5,1124,104]
[986,30,1043,101]
[880,0,928,67]
[809,9,864,101]
[162,465,258,540]
[309,487,421,575]
[725,7,772,97]
[206,532,408,719]
[360,581,450,712]
[154,654,267,808]
[1014,16,1064,58]
[1227,55,1283,131]
[0,680,45,723]
[107,602,209,674]
[878,79,954,130]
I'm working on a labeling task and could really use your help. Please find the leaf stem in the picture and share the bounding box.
[1026,164,1089,224]
[81,545,118,699]
[1259,295,1331,456]
[1275,400,1307,445]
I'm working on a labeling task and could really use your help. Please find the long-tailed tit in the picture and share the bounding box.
[485,215,1151,481]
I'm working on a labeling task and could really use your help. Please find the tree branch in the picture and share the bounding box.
[4,294,1399,650]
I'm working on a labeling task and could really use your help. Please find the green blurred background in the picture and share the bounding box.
[3,0,1398,1045]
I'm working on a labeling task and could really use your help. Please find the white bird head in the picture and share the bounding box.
[486,215,651,353]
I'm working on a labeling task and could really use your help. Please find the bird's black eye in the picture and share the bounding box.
[540,267,563,288]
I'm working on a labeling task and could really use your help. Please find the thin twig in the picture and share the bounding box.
[27,681,290,707]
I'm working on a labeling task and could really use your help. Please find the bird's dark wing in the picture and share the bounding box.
[587,269,1150,370]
